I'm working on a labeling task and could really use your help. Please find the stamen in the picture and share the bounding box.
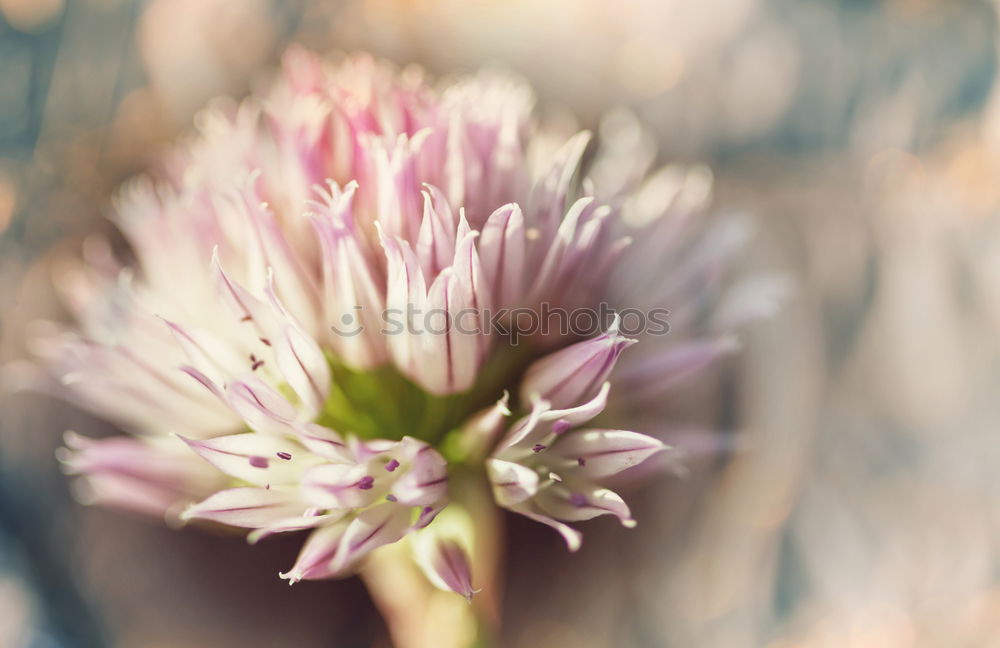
[249,456,269,468]
[532,443,546,453]
[259,337,272,346]
[357,475,375,490]
[240,315,252,322]
[577,457,586,466]
[385,494,398,502]
[384,459,400,472]
[276,451,292,460]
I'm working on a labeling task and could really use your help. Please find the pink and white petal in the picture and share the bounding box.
[329,503,412,574]
[272,321,330,417]
[510,504,583,552]
[496,397,549,449]
[59,432,223,506]
[540,381,611,427]
[485,458,539,508]
[326,230,387,369]
[527,196,597,302]
[390,439,448,507]
[247,511,345,544]
[419,268,460,394]
[421,259,484,394]
[519,316,635,409]
[292,423,353,463]
[180,433,307,486]
[615,337,739,401]
[552,429,667,479]
[225,377,300,434]
[536,484,635,528]
[379,226,428,379]
[162,319,245,387]
[309,183,388,370]
[71,472,188,518]
[301,462,381,509]
[280,520,351,583]
[211,249,281,340]
[454,391,511,460]
[416,184,458,276]
[413,536,477,601]
[181,487,306,528]
[179,364,226,402]
[479,203,525,310]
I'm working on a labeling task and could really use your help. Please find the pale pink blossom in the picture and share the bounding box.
[25,47,775,599]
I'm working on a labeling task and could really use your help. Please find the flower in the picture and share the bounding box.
[27,47,774,602]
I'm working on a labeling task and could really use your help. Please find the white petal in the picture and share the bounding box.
[301,462,380,509]
[180,433,306,486]
[330,503,412,574]
[225,377,299,434]
[280,520,350,583]
[486,458,539,507]
[552,429,666,479]
[181,487,305,528]
[390,439,448,507]
[413,536,477,601]
[536,484,635,527]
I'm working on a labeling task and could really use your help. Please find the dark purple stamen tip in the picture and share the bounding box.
[532,443,547,453]
[421,506,433,516]
[385,494,398,502]
[249,456,269,468]
[251,360,264,371]
[357,475,375,490]
[552,419,571,435]
[569,492,587,507]
[384,459,400,472]
[276,451,292,460]
[577,457,586,466]
[259,337,272,346]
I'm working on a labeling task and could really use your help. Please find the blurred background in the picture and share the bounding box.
[2,0,1000,646]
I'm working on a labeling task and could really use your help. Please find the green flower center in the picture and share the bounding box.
[314,342,537,451]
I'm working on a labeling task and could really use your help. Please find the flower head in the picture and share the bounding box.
[30,47,770,600]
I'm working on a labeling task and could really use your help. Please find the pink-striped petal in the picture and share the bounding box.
[414,537,477,601]
[486,458,539,507]
[301,462,381,509]
[390,439,448,507]
[536,484,635,528]
[179,433,306,486]
[479,203,525,309]
[280,520,351,583]
[552,429,666,479]
[225,376,299,434]
[181,487,306,528]
[520,316,635,409]
[329,503,412,574]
